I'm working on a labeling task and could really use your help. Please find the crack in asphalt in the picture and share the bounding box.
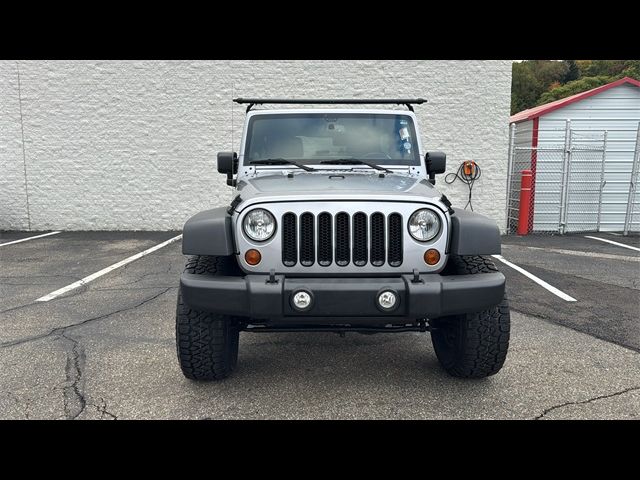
[0,287,175,349]
[0,285,88,317]
[60,331,87,419]
[4,391,31,419]
[0,274,84,287]
[93,264,175,289]
[0,286,175,420]
[94,285,175,292]
[0,274,83,280]
[534,385,640,419]
[0,265,178,316]
[91,397,118,420]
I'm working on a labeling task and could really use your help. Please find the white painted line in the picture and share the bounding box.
[492,254,577,302]
[503,244,640,262]
[584,235,640,253]
[608,232,621,236]
[36,234,182,302]
[0,231,61,247]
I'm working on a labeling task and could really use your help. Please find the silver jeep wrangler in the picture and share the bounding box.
[177,99,509,380]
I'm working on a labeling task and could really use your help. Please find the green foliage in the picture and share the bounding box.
[511,60,567,114]
[537,76,611,104]
[563,60,579,83]
[511,60,640,115]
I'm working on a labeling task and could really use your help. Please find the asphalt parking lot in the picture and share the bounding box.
[1,230,639,419]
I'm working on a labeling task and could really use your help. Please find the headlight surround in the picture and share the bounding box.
[243,208,276,242]
[408,208,440,242]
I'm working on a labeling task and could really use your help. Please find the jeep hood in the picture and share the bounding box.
[234,172,443,210]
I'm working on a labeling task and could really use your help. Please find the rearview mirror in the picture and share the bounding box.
[218,152,238,186]
[425,151,446,185]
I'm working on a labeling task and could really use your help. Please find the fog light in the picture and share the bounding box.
[245,249,262,265]
[377,290,398,311]
[291,290,313,311]
[424,249,440,265]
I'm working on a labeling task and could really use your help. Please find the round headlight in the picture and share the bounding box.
[243,209,276,242]
[408,209,440,242]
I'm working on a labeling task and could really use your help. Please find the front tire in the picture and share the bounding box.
[431,255,510,378]
[176,256,240,381]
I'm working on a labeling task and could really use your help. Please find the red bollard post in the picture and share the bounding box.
[517,169,533,235]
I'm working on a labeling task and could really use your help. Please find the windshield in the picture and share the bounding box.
[243,113,420,166]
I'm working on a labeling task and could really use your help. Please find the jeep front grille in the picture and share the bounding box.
[281,211,403,267]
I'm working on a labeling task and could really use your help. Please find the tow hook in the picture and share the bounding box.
[266,269,278,284]
[411,269,423,284]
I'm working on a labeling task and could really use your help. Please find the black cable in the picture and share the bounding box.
[445,161,481,211]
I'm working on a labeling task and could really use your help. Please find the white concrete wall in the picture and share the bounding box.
[0,62,30,230]
[0,60,512,231]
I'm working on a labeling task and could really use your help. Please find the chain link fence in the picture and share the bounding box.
[506,146,566,234]
[506,121,640,235]
[564,131,607,233]
[623,127,640,234]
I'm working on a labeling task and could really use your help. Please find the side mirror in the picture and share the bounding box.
[217,152,238,186]
[425,151,446,185]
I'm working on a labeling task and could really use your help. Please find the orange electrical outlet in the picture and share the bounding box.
[463,161,476,177]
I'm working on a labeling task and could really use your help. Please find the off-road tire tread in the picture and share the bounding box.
[432,255,510,378]
[442,254,498,275]
[176,255,240,381]
[183,255,241,276]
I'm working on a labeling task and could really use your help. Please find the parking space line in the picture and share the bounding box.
[0,231,61,247]
[491,254,577,302]
[35,234,182,302]
[584,236,640,253]
[505,245,640,262]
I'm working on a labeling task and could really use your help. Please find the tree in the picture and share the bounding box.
[563,60,579,83]
[511,59,640,114]
[511,62,541,114]
[511,60,567,114]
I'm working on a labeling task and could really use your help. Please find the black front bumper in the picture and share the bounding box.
[180,271,505,324]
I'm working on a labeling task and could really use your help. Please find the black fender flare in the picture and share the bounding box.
[449,210,501,256]
[182,207,235,256]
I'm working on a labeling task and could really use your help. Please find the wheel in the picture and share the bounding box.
[430,255,510,378]
[176,255,240,381]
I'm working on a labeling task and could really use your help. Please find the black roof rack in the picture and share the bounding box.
[233,98,427,112]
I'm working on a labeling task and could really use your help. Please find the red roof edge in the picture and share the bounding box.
[510,76,640,123]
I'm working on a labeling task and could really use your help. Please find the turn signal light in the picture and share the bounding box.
[424,249,440,265]
[245,249,262,265]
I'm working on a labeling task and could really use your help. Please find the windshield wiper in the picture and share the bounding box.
[250,159,317,172]
[318,159,393,173]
